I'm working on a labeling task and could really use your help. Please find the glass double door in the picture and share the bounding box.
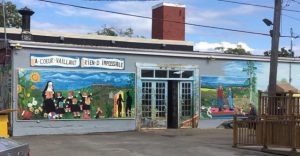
[141,81,193,128]
[141,81,168,128]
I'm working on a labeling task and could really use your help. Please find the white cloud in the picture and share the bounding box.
[186,5,265,35]
[194,41,255,52]
[52,1,153,37]
[16,0,53,7]
[31,21,97,34]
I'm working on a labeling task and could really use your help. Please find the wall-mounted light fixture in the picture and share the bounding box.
[59,36,64,43]
[15,43,22,50]
[207,55,216,60]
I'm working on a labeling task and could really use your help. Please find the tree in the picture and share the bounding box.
[264,47,294,57]
[0,1,21,28]
[95,25,143,38]
[96,26,118,36]
[215,45,252,55]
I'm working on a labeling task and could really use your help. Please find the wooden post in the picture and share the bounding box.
[262,115,268,150]
[288,91,293,115]
[291,115,297,152]
[258,90,262,115]
[233,115,238,147]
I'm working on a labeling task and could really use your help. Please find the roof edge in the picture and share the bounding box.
[0,28,193,46]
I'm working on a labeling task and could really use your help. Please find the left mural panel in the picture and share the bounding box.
[17,69,135,120]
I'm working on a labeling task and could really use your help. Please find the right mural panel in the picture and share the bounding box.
[200,61,300,120]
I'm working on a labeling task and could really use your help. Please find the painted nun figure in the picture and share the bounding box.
[42,81,56,117]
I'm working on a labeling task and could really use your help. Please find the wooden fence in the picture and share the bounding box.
[258,91,300,116]
[233,92,300,152]
[233,115,300,151]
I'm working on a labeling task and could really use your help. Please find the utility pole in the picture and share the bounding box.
[289,28,294,84]
[288,28,299,84]
[2,0,7,65]
[268,0,282,96]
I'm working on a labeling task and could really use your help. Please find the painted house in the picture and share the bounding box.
[0,3,300,136]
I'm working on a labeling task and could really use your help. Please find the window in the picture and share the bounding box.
[141,70,154,78]
[181,82,192,116]
[155,70,167,78]
[182,71,193,78]
[169,70,181,78]
[142,82,152,117]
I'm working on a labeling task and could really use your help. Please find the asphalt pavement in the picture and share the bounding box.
[13,129,278,156]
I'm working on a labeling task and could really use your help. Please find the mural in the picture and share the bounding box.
[200,60,300,119]
[200,76,250,119]
[17,69,135,120]
[200,61,258,119]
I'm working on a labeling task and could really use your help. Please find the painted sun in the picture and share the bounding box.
[17,84,22,93]
[30,72,41,82]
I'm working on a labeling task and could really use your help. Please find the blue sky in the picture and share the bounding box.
[201,76,249,88]
[11,0,300,55]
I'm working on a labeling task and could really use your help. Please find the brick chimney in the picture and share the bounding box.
[152,3,185,41]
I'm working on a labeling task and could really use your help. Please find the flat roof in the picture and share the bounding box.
[0,28,192,46]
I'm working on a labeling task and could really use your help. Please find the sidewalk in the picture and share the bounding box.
[13,129,278,156]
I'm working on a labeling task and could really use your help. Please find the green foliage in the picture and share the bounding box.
[95,25,144,38]
[0,1,21,28]
[215,46,252,55]
[264,47,294,57]
[103,103,113,118]
[224,48,251,55]
[280,78,288,83]
[96,26,118,36]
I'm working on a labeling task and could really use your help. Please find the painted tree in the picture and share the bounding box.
[242,61,257,103]
[0,1,21,28]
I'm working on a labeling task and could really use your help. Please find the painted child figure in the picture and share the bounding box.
[95,107,103,119]
[79,91,93,116]
[65,91,74,113]
[71,97,81,118]
[54,92,65,119]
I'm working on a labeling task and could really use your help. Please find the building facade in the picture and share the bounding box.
[0,30,300,136]
[0,3,300,136]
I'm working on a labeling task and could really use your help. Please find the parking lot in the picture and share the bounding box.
[13,129,277,156]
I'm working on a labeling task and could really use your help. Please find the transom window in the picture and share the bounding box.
[141,69,194,79]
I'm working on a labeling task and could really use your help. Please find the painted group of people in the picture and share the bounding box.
[42,81,93,119]
[217,85,234,112]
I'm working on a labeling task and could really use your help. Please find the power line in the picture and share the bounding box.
[37,0,271,36]
[84,0,158,1]
[291,0,300,5]
[283,13,300,22]
[217,0,300,13]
